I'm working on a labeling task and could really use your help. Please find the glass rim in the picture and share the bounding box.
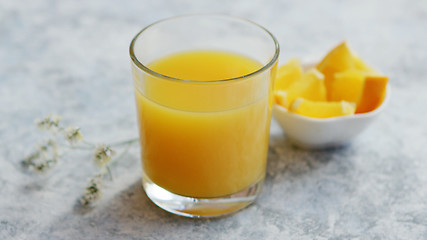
[129,14,280,84]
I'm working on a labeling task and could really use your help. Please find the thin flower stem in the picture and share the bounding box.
[108,138,139,147]
[62,145,93,150]
[82,140,96,147]
[105,166,113,181]
[108,140,136,167]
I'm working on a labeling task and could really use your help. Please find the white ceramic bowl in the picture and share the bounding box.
[272,85,390,149]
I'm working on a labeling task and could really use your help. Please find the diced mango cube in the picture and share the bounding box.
[316,41,355,100]
[354,55,377,74]
[356,75,388,113]
[290,98,356,118]
[274,90,287,107]
[330,70,365,104]
[279,69,327,108]
[274,58,303,91]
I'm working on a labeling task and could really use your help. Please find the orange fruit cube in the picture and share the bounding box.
[277,69,327,108]
[356,75,388,113]
[354,55,377,74]
[330,70,365,104]
[316,41,355,100]
[274,58,303,91]
[290,98,356,118]
[274,90,287,107]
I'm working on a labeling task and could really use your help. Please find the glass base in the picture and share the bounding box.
[142,174,264,218]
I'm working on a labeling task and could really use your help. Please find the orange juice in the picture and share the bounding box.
[134,50,273,198]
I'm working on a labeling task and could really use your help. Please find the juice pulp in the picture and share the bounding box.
[134,50,273,198]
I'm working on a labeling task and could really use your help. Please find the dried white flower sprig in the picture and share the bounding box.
[80,173,104,206]
[22,114,79,172]
[21,139,59,172]
[93,143,115,168]
[22,114,138,206]
[36,114,62,132]
[64,126,84,145]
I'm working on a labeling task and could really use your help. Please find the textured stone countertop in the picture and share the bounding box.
[1,0,427,239]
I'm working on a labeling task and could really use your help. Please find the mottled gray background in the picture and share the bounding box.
[1,0,427,239]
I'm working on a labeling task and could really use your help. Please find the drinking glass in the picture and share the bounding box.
[130,14,279,218]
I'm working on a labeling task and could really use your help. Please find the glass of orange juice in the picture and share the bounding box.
[130,15,279,218]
